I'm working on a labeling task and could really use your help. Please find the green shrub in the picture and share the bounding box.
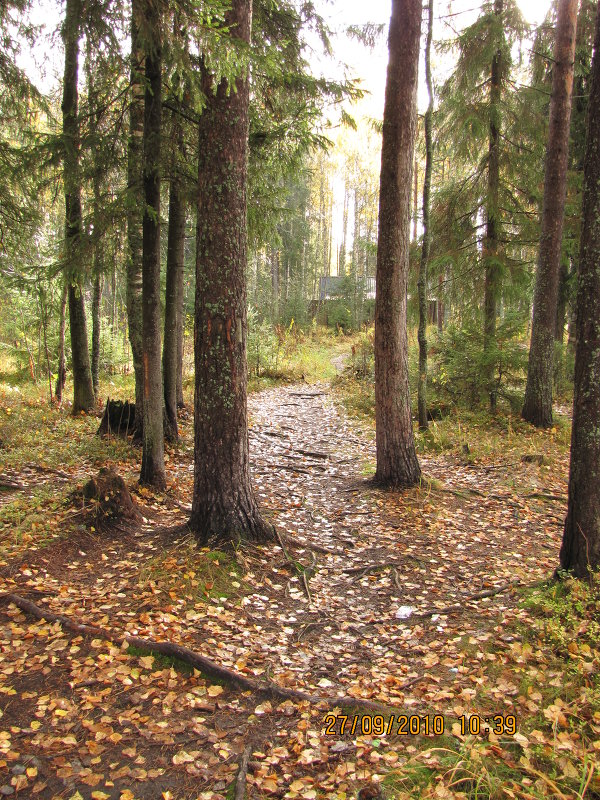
[429,313,528,410]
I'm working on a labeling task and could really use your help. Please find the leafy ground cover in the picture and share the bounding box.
[0,351,598,800]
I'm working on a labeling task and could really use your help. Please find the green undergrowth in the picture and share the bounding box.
[247,325,358,392]
[126,645,196,676]
[384,575,600,799]
[137,538,250,605]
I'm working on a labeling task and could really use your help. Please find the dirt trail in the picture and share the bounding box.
[0,380,568,799]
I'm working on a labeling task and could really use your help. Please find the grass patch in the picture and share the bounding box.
[384,575,600,799]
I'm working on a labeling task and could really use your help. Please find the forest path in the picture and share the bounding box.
[242,381,565,701]
[0,379,570,799]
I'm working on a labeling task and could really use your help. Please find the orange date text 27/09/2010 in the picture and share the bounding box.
[323,714,518,737]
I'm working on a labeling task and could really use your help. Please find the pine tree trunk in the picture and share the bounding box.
[374,0,422,487]
[55,280,68,403]
[176,268,185,408]
[62,0,95,415]
[418,0,434,432]
[87,39,103,399]
[271,246,279,323]
[190,0,274,545]
[555,259,569,341]
[139,0,165,489]
[91,273,102,397]
[522,0,578,427]
[126,0,144,429]
[560,1,600,578]
[163,115,185,442]
[483,0,503,414]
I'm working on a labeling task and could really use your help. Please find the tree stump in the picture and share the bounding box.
[82,467,141,523]
[97,398,136,438]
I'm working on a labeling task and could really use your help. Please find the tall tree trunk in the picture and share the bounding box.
[55,280,68,403]
[62,0,95,415]
[139,0,165,489]
[374,0,422,487]
[412,156,418,242]
[340,178,349,276]
[87,39,103,399]
[126,0,144,429]
[190,0,273,545]
[417,0,434,432]
[560,2,600,578]
[176,268,185,408]
[483,0,503,413]
[555,258,569,341]
[163,113,185,442]
[522,0,578,427]
[91,274,102,396]
[271,246,279,322]
[437,273,444,332]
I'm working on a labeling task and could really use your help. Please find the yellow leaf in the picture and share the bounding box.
[30,720,41,730]
[91,793,111,800]
[207,685,224,697]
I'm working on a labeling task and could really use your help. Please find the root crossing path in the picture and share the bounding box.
[0,380,566,800]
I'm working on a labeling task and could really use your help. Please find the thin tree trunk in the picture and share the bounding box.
[483,0,503,414]
[87,39,103,399]
[91,274,102,396]
[437,273,444,332]
[39,289,53,405]
[555,258,569,341]
[190,0,273,545]
[374,0,422,487]
[126,0,144,431]
[522,0,578,427]
[62,0,95,415]
[560,1,600,578]
[417,0,434,432]
[176,226,185,409]
[271,246,279,322]
[139,0,165,489]
[412,156,418,243]
[163,111,185,442]
[55,280,68,403]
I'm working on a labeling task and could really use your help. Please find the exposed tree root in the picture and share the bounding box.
[0,592,394,713]
[234,744,252,800]
[411,580,521,619]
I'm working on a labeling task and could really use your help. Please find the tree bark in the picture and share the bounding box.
[560,2,600,578]
[483,0,503,414]
[374,0,422,487]
[190,0,274,545]
[87,39,103,399]
[126,0,144,429]
[522,0,578,427]
[163,113,185,442]
[417,0,434,432]
[271,245,279,323]
[176,269,185,408]
[139,0,165,489]
[62,0,95,415]
[91,273,102,397]
[55,280,68,403]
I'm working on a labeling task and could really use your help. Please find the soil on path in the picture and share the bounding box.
[0,381,567,799]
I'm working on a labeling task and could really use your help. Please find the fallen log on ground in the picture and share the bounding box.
[0,592,400,713]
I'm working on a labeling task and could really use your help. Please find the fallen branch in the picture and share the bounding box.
[364,580,521,625]
[235,744,252,800]
[0,592,394,713]
[525,492,564,503]
[0,475,26,490]
[411,580,521,619]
